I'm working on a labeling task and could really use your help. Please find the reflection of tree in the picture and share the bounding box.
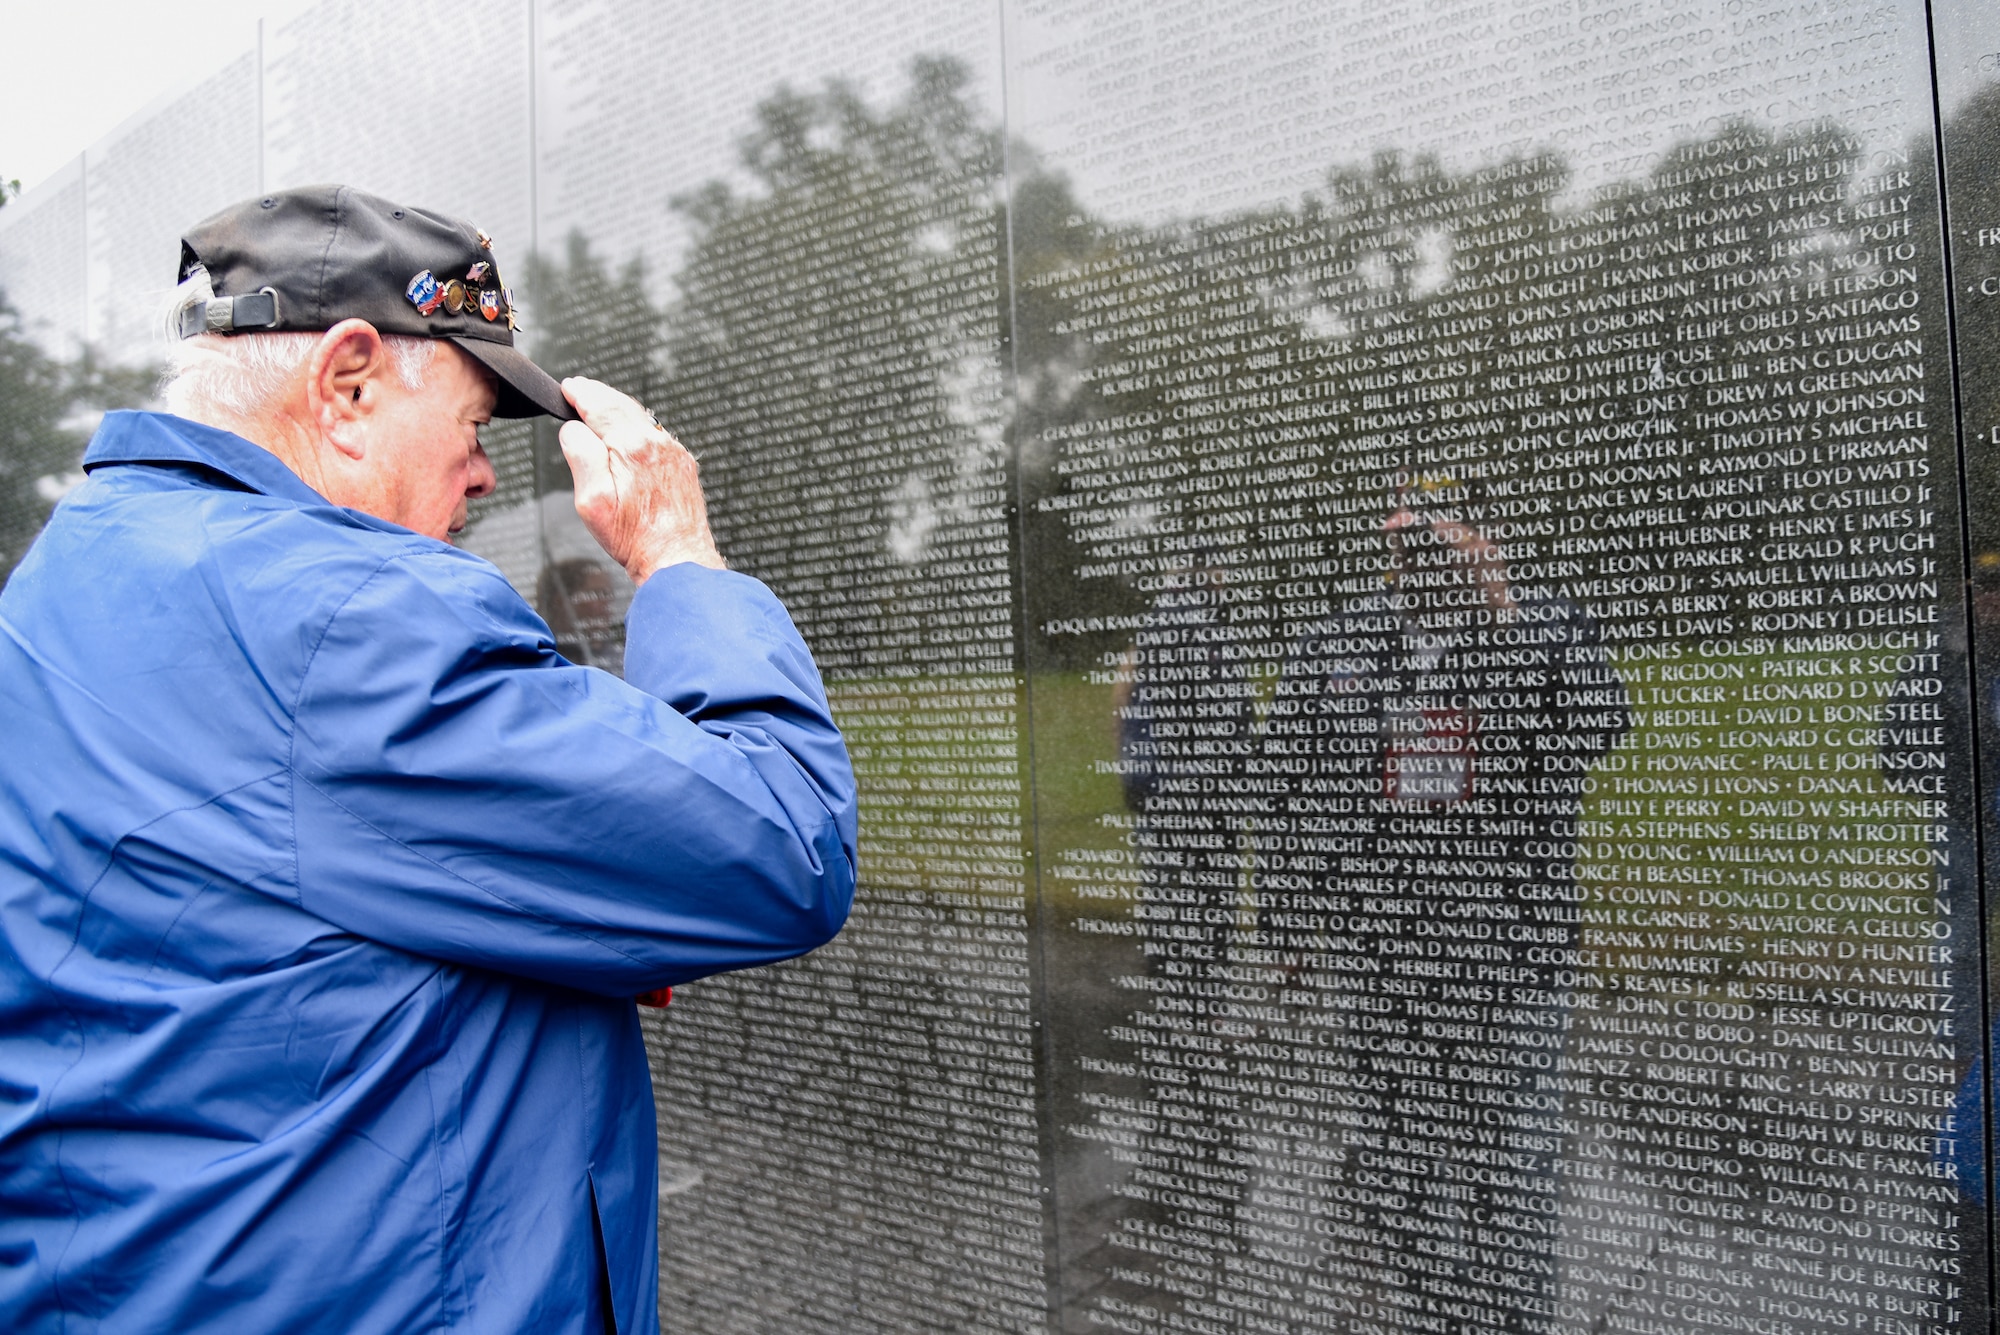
[0,298,76,579]
[1012,149,1577,669]
[0,295,155,582]
[661,55,1009,674]
[521,232,661,407]
[519,76,1933,676]
[1005,162,1131,648]
[1019,115,1936,674]
[571,61,1044,1333]
[515,232,663,508]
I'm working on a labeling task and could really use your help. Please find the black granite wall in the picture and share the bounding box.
[2,2,1997,1330]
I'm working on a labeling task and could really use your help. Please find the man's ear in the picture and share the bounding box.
[308,320,391,461]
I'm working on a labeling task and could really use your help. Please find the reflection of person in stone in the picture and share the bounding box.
[1887,556,1995,1205]
[1104,549,1264,1298]
[539,554,627,672]
[1114,548,1256,966]
[1255,479,1629,1330]
[0,187,856,1335]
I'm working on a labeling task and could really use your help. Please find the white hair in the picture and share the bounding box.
[159,268,436,423]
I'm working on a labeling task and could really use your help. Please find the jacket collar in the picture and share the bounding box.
[83,411,330,509]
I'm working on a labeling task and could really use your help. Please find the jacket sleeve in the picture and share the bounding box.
[288,553,857,996]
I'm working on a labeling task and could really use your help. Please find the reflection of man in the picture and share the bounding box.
[1258,479,1629,1327]
[540,554,627,671]
[0,188,856,1334]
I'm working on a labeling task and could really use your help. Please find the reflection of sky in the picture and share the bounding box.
[534,0,1002,308]
[1932,0,2000,117]
[1005,0,1949,224]
[6,0,1990,363]
[0,0,1005,361]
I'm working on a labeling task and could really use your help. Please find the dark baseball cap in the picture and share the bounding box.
[176,185,575,420]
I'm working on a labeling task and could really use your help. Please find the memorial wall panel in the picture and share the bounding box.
[2,1,1999,1331]
[526,6,1045,1328]
[1007,0,1986,1331]
[1934,6,2000,1320]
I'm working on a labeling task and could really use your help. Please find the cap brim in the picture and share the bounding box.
[451,337,577,421]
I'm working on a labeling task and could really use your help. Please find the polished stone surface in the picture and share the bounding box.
[1,1,1997,1329]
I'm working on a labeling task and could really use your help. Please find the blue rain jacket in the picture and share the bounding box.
[0,412,857,1333]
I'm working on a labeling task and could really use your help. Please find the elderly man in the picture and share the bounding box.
[0,187,856,1334]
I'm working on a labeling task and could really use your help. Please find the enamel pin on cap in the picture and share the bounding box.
[405,270,443,316]
[406,248,513,327]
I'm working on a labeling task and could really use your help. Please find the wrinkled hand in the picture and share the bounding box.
[559,377,725,583]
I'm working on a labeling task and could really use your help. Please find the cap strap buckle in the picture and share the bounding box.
[177,287,281,339]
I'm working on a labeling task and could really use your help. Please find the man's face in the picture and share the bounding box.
[361,342,499,540]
